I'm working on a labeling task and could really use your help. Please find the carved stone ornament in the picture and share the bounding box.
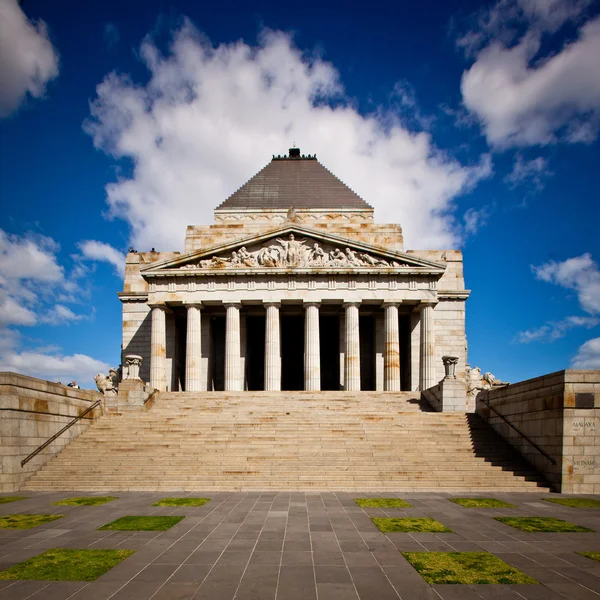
[442,355,459,379]
[94,368,119,396]
[182,235,409,270]
[125,354,143,380]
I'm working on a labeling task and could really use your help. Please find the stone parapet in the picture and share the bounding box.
[0,372,103,492]
[423,378,469,412]
[476,369,599,493]
[105,379,156,413]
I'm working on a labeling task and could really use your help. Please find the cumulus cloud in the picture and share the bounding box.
[459,0,600,148]
[0,349,110,388]
[78,240,125,277]
[85,24,492,252]
[505,155,550,190]
[0,0,59,117]
[41,304,85,325]
[572,337,600,369]
[516,315,599,343]
[532,253,600,315]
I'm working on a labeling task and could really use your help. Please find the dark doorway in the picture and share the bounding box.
[246,316,265,390]
[174,311,186,392]
[360,315,375,391]
[399,315,411,391]
[320,315,340,390]
[211,317,225,391]
[281,315,304,390]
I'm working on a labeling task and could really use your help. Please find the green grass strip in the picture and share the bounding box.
[0,514,63,529]
[449,497,517,508]
[152,497,210,507]
[0,548,135,581]
[99,516,185,531]
[402,551,538,584]
[355,498,412,508]
[495,517,594,532]
[0,497,28,504]
[544,498,600,508]
[579,552,600,563]
[372,517,452,533]
[54,496,118,506]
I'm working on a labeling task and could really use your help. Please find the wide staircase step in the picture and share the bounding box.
[23,391,550,492]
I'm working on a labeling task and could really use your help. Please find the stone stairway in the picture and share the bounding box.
[23,391,550,492]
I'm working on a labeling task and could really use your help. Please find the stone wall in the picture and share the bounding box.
[0,373,103,492]
[476,370,600,493]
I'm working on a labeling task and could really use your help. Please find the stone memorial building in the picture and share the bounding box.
[119,149,469,394]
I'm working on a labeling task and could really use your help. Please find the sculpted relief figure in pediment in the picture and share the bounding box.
[182,235,409,270]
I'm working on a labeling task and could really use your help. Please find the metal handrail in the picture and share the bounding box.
[21,399,102,467]
[479,397,557,465]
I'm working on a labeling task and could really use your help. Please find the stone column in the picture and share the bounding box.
[185,303,202,392]
[150,304,167,391]
[264,302,281,391]
[224,303,242,391]
[383,302,401,391]
[420,302,436,390]
[344,302,361,391]
[304,302,321,391]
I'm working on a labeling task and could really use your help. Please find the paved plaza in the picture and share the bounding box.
[0,492,599,599]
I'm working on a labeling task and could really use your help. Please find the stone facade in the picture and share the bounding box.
[119,152,469,396]
[476,369,600,493]
[0,373,103,492]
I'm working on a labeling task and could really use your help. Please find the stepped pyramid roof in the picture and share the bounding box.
[216,149,372,211]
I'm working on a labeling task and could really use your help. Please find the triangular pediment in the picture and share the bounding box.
[141,224,446,276]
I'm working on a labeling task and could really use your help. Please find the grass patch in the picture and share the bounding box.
[0,548,135,581]
[54,496,118,507]
[99,516,185,531]
[402,551,538,585]
[449,497,517,509]
[372,517,451,533]
[495,517,594,532]
[0,497,28,504]
[355,498,412,508]
[544,498,600,509]
[152,497,210,507]
[0,514,63,529]
[579,552,600,563]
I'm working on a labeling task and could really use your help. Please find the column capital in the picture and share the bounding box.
[264,301,281,309]
[223,302,242,310]
[183,300,203,309]
[148,302,169,311]
[343,301,361,309]
[303,301,321,308]
[381,301,400,309]
[416,300,437,311]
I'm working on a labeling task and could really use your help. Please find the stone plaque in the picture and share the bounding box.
[575,393,595,409]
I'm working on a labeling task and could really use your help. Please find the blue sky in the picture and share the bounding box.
[1,0,599,388]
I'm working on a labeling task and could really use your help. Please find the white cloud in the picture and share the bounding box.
[0,349,110,388]
[463,205,492,235]
[78,240,125,277]
[459,2,600,148]
[0,0,59,117]
[532,253,600,315]
[85,24,492,252]
[505,155,550,190]
[0,293,36,327]
[572,337,600,369]
[41,304,85,325]
[516,315,599,343]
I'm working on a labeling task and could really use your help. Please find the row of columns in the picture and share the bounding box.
[149,301,437,392]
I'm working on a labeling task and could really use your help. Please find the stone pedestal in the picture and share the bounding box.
[124,355,143,380]
[344,303,361,391]
[304,302,321,391]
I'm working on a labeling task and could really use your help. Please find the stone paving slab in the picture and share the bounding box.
[0,492,598,599]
